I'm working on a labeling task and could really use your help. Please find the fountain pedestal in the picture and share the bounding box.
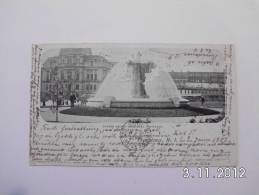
[128,61,154,98]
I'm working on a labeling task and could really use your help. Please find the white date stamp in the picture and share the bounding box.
[182,167,247,179]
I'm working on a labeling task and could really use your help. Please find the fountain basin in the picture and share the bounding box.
[86,96,189,108]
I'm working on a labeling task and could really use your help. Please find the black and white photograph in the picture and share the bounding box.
[39,44,226,123]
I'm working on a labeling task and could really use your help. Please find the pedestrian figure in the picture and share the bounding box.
[57,98,61,106]
[201,96,205,106]
[70,94,76,107]
[42,98,46,107]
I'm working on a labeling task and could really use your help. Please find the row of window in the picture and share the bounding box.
[75,84,97,91]
[59,56,84,64]
[180,89,224,95]
[44,72,98,81]
[47,58,102,66]
[188,77,224,83]
[174,78,224,84]
[61,72,98,81]
[172,73,225,84]
[45,84,97,91]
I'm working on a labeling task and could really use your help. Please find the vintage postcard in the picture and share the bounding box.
[30,43,237,167]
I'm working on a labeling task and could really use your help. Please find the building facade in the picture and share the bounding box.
[41,48,113,101]
[170,71,225,101]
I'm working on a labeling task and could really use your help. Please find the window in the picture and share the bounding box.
[61,71,64,80]
[79,57,83,63]
[76,72,80,80]
[76,84,79,90]
[94,73,97,80]
[67,71,72,80]
[47,71,50,81]
[91,74,93,81]
[93,84,96,91]
[81,72,85,80]
[68,57,72,64]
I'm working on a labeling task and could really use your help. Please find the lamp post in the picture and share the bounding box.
[50,66,63,122]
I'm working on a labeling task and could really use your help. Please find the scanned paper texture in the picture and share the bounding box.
[30,43,237,167]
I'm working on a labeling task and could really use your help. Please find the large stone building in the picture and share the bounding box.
[41,48,113,101]
[170,71,225,101]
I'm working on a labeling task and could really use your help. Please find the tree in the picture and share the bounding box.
[48,66,64,122]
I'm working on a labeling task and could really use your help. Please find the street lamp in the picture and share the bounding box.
[50,66,63,122]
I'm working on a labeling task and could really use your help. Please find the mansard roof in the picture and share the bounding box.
[43,51,113,68]
[84,55,109,63]
[59,48,92,56]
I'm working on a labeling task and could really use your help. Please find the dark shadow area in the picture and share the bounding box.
[60,105,220,118]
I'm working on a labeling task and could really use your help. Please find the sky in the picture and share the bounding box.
[40,45,225,72]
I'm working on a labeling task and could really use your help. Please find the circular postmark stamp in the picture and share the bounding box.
[119,121,153,152]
